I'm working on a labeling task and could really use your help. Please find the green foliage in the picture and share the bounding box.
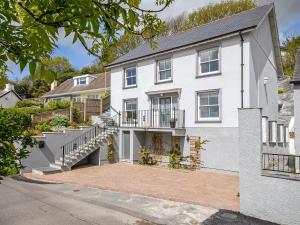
[47,100,70,109]
[14,78,34,99]
[107,134,115,163]
[72,107,81,124]
[34,121,52,132]
[190,138,208,170]
[50,115,69,127]
[139,147,157,165]
[16,100,43,108]
[30,79,50,97]
[0,108,34,177]
[0,0,173,73]
[168,144,181,169]
[0,69,8,89]
[101,90,111,99]
[278,87,285,94]
[282,35,300,78]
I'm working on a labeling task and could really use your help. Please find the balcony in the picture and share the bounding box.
[120,109,185,129]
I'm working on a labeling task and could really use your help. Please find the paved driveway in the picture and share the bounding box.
[25,163,240,211]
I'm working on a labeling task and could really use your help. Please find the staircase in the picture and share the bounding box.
[32,113,119,175]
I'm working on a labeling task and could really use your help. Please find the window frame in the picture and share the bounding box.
[156,58,172,83]
[198,47,221,76]
[124,66,137,88]
[76,77,87,85]
[123,98,138,123]
[196,89,221,122]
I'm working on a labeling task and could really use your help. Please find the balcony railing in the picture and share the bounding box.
[120,109,185,128]
[262,153,300,174]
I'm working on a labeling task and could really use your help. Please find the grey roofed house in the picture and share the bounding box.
[42,72,110,99]
[0,83,22,108]
[107,3,281,71]
[291,48,300,84]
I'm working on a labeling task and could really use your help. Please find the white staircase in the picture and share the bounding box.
[32,115,119,175]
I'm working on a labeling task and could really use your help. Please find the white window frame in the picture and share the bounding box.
[269,121,277,143]
[198,47,220,76]
[124,67,137,88]
[156,58,172,83]
[196,89,221,122]
[262,117,268,144]
[77,77,87,85]
[123,98,137,123]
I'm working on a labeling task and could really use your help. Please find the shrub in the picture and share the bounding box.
[35,121,52,132]
[107,134,115,163]
[50,115,69,127]
[168,144,181,169]
[48,100,70,109]
[72,107,81,123]
[16,100,43,108]
[278,87,285,94]
[101,90,110,99]
[139,147,156,165]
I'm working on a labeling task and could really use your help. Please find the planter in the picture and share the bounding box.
[170,121,176,128]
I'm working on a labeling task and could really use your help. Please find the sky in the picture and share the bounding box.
[7,0,300,81]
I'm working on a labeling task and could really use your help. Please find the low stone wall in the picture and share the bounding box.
[239,108,300,225]
[31,108,70,123]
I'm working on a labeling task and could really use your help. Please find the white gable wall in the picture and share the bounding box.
[0,91,20,108]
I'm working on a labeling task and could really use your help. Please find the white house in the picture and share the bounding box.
[107,4,285,173]
[0,83,22,108]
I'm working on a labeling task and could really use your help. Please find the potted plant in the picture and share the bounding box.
[170,118,177,128]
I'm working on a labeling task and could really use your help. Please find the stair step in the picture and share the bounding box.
[32,167,62,175]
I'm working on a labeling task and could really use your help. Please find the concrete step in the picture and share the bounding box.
[32,167,62,175]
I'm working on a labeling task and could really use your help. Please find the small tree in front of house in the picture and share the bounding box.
[190,137,208,170]
[107,134,115,163]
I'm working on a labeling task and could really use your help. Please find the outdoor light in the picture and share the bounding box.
[263,76,269,85]
[38,141,45,148]
[186,135,190,142]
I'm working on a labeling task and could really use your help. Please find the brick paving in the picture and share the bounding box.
[24,163,240,211]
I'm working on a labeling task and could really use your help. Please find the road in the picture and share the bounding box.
[0,176,276,225]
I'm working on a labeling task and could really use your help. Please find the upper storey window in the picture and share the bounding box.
[199,48,220,75]
[157,58,172,82]
[124,67,137,88]
[76,77,87,85]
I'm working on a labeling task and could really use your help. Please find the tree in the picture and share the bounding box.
[0,0,173,74]
[282,35,300,79]
[30,79,50,97]
[0,109,34,178]
[0,68,8,89]
[14,78,34,99]
[32,57,75,84]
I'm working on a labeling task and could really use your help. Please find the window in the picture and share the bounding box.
[262,117,268,143]
[76,77,87,85]
[123,99,137,122]
[269,121,277,143]
[157,58,172,82]
[197,90,220,121]
[124,67,137,87]
[199,48,220,75]
[88,95,99,99]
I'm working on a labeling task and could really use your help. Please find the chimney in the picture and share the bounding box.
[51,80,57,90]
[4,83,14,91]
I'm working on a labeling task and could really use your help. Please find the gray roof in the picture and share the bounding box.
[108,4,273,67]
[292,48,300,83]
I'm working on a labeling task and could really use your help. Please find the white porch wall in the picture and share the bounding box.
[111,35,250,128]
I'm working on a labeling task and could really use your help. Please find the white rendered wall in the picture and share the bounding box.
[111,36,247,128]
[0,92,20,108]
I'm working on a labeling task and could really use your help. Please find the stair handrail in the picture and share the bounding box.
[110,106,121,127]
[61,126,106,166]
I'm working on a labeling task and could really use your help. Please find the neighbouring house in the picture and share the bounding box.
[107,4,286,173]
[0,83,22,108]
[42,72,110,102]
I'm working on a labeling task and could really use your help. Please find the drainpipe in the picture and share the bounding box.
[239,31,244,109]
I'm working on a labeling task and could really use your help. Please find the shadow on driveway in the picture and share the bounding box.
[202,209,278,225]
[11,175,60,185]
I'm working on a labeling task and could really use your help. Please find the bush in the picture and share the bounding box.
[72,107,81,123]
[47,100,70,109]
[101,90,110,99]
[107,134,115,163]
[35,121,52,132]
[139,147,156,165]
[16,100,43,108]
[50,115,69,127]
[168,144,181,169]
[278,87,285,94]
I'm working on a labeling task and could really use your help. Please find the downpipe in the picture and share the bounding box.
[239,31,244,109]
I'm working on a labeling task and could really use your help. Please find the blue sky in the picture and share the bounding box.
[7,0,300,80]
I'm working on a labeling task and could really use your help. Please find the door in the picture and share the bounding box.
[159,97,171,127]
[122,131,130,160]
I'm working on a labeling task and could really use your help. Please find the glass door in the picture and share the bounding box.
[159,97,171,127]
